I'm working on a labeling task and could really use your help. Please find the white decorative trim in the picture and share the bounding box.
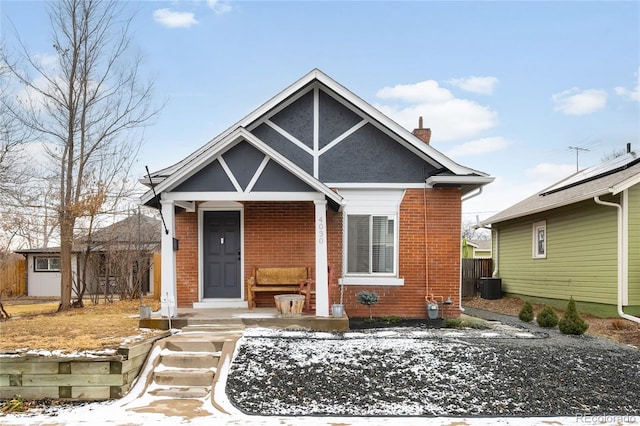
[318,119,367,155]
[339,277,405,286]
[245,155,270,193]
[218,156,243,192]
[265,120,314,155]
[164,191,326,202]
[313,87,320,178]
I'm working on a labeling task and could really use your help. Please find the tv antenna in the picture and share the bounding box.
[568,146,590,172]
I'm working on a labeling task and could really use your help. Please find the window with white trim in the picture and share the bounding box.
[347,215,395,274]
[35,256,61,272]
[532,221,546,259]
[339,189,404,285]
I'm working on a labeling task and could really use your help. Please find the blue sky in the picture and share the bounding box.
[2,0,639,224]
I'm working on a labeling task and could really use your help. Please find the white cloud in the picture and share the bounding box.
[448,76,499,95]
[445,137,510,158]
[207,0,233,15]
[524,162,575,184]
[551,88,607,115]
[376,80,454,103]
[614,67,640,101]
[152,8,198,28]
[374,80,497,141]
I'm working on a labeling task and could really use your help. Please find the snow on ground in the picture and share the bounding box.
[2,324,639,425]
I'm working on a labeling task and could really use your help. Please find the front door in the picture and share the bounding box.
[203,211,241,298]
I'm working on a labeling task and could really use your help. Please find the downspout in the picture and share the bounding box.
[593,195,640,324]
[458,187,484,312]
[492,229,499,278]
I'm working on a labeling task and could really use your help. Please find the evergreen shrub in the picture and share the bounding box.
[536,305,559,328]
[518,301,534,322]
[558,297,589,335]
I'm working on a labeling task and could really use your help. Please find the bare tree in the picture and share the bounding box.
[0,44,31,212]
[2,0,158,310]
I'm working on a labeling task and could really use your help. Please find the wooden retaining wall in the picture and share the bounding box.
[0,332,169,400]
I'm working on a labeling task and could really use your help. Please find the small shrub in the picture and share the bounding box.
[536,305,559,328]
[356,291,379,320]
[558,297,589,335]
[518,301,534,322]
[382,315,401,324]
[443,317,489,329]
[444,318,463,329]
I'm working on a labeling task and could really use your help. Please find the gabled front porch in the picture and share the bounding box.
[139,306,349,332]
[150,128,344,318]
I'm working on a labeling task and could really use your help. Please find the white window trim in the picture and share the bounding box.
[532,220,546,259]
[34,256,61,272]
[340,189,405,286]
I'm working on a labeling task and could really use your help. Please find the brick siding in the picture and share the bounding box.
[174,188,461,317]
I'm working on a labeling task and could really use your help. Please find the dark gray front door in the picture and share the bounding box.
[203,211,241,298]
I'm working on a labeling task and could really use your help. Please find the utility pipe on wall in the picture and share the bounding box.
[593,195,640,324]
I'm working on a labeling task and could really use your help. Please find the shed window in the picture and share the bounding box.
[35,256,61,272]
[532,221,546,259]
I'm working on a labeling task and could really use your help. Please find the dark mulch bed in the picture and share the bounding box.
[225,327,640,417]
[348,317,444,329]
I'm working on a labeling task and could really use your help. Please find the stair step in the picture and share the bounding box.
[164,340,224,353]
[181,324,245,333]
[154,369,215,387]
[161,352,219,369]
[148,386,210,399]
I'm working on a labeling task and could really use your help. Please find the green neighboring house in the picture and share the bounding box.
[462,239,492,259]
[481,149,640,315]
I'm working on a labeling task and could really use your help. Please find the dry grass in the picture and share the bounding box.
[0,299,164,354]
[464,296,640,348]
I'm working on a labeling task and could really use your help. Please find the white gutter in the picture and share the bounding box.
[593,195,640,324]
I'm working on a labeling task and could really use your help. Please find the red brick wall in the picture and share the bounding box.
[339,188,461,318]
[173,189,461,317]
[175,210,198,307]
[244,202,317,307]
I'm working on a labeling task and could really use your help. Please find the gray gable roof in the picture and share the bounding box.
[141,69,493,204]
[483,151,640,225]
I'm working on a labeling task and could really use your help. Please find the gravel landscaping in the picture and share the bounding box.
[226,320,640,417]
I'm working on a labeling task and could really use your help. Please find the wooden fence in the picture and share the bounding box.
[461,258,493,298]
[0,255,26,297]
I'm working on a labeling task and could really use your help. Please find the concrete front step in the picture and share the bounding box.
[180,324,245,333]
[161,352,219,369]
[164,339,224,353]
[154,368,215,387]
[148,386,210,399]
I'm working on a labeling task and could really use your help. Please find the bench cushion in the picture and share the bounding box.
[254,267,308,285]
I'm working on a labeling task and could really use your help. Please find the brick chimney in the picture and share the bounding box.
[412,116,431,145]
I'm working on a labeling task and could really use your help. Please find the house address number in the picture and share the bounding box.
[317,215,325,245]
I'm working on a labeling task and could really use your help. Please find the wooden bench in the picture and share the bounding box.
[247,267,310,309]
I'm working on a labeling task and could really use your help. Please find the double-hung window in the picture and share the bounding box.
[35,256,61,272]
[340,189,404,286]
[347,215,395,274]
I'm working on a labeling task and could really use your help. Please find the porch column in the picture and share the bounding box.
[160,199,177,317]
[314,199,329,317]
